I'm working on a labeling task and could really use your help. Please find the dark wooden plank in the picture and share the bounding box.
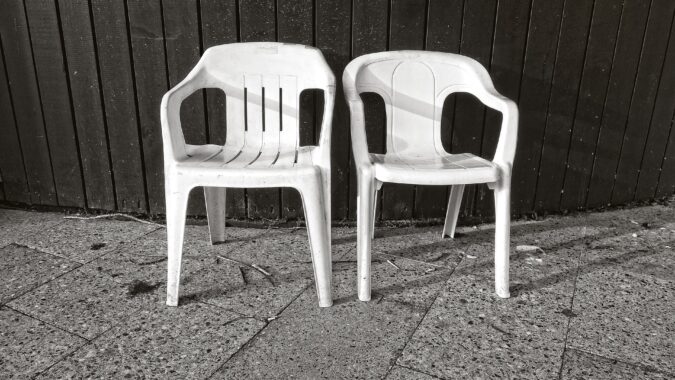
[0,0,57,205]
[655,111,675,197]
[238,0,279,220]
[414,0,463,219]
[162,0,207,216]
[384,0,426,220]
[127,0,169,215]
[316,0,351,220]
[612,0,675,204]
[510,0,564,215]
[91,0,147,213]
[25,0,85,208]
[0,38,29,203]
[59,0,116,210]
[533,0,594,212]
[348,0,388,221]
[585,0,651,208]
[474,0,530,218]
[636,11,675,200]
[560,0,623,211]
[200,0,246,219]
[277,0,314,221]
[452,0,498,219]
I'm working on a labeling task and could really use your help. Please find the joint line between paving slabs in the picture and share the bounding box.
[206,281,315,379]
[394,364,446,380]
[382,256,467,379]
[557,245,584,379]
[564,347,675,378]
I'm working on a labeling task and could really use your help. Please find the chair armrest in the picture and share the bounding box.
[343,66,371,170]
[160,68,205,163]
[314,84,336,170]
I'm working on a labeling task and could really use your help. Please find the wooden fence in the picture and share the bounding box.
[0,0,674,220]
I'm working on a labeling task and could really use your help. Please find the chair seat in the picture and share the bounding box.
[177,144,315,169]
[371,152,499,185]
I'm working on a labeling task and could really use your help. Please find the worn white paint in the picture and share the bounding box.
[161,43,335,307]
[343,51,518,301]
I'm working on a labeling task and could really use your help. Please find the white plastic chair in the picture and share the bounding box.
[343,51,518,301]
[161,43,335,307]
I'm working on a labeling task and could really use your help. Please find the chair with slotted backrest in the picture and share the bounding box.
[161,42,335,307]
[343,51,518,301]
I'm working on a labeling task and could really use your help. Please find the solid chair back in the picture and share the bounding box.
[350,51,496,158]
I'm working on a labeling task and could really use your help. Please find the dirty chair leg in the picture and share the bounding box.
[442,184,465,238]
[357,170,376,301]
[493,178,510,298]
[204,187,227,244]
[166,184,190,307]
[299,178,333,307]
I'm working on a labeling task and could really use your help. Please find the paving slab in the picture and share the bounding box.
[0,209,64,248]
[0,306,86,378]
[8,263,152,340]
[398,273,572,379]
[385,365,440,379]
[17,218,159,263]
[38,302,264,379]
[212,255,450,379]
[561,348,674,380]
[0,244,80,305]
[567,269,675,374]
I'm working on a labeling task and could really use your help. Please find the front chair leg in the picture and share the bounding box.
[493,178,511,298]
[299,175,333,307]
[357,169,376,301]
[166,183,190,306]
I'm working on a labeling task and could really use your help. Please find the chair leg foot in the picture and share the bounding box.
[442,184,464,238]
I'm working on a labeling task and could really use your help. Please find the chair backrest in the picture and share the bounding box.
[187,43,334,153]
[346,51,496,157]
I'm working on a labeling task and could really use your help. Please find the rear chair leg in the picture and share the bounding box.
[204,187,227,244]
[442,184,465,238]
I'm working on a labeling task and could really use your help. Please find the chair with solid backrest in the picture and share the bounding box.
[343,51,518,301]
[161,42,335,307]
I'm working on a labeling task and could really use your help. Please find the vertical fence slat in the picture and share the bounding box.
[511,0,564,215]
[90,0,147,213]
[162,0,207,216]
[25,0,86,208]
[59,0,116,210]
[655,112,675,197]
[474,0,530,218]
[612,0,675,204]
[0,36,29,204]
[348,0,389,221]
[0,0,57,205]
[561,0,624,211]
[200,0,246,219]
[239,0,279,220]
[585,0,651,208]
[316,0,351,220]
[533,0,594,212]
[452,0,498,218]
[127,0,169,215]
[383,0,426,220]
[277,0,314,221]
[636,11,675,200]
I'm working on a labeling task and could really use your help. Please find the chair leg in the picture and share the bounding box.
[357,170,376,301]
[299,175,333,307]
[372,183,379,239]
[493,178,511,298]
[442,184,465,238]
[204,187,226,244]
[166,183,190,307]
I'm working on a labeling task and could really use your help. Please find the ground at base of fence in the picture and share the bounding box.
[0,203,673,379]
